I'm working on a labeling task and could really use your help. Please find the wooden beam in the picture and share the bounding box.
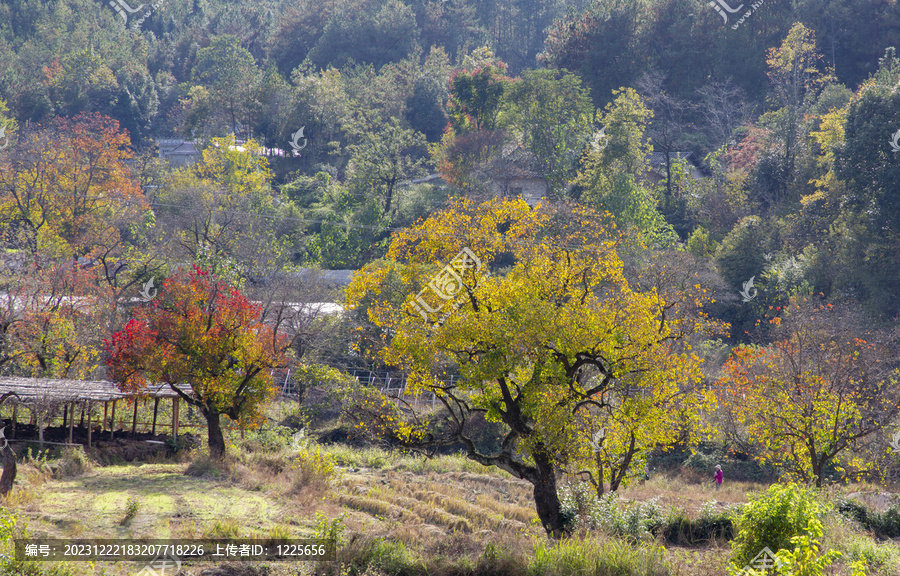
[110,400,116,440]
[131,399,139,437]
[87,402,92,448]
[172,397,179,442]
[151,397,160,435]
[103,402,108,433]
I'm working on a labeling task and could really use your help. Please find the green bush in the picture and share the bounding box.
[121,496,140,525]
[660,501,736,546]
[0,508,72,576]
[241,425,295,452]
[291,445,337,491]
[730,484,828,571]
[836,496,900,539]
[687,226,718,258]
[770,518,846,576]
[558,483,665,541]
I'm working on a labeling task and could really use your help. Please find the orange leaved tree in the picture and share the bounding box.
[0,113,149,260]
[105,266,290,458]
[717,298,900,486]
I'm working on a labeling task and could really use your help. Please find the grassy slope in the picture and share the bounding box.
[3,417,899,575]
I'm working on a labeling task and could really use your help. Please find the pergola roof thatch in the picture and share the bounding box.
[0,377,189,403]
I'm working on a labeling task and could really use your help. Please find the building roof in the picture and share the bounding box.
[156,139,201,159]
[484,147,546,180]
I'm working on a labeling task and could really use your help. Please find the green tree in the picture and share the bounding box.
[575,88,676,245]
[191,35,260,139]
[832,61,900,315]
[501,69,594,196]
[757,23,835,208]
[345,117,428,215]
[539,0,648,106]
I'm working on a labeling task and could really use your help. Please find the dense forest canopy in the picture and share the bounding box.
[1,0,900,337]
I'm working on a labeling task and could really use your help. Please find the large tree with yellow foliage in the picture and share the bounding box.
[345,197,718,537]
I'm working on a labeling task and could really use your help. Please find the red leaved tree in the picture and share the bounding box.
[105,266,291,458]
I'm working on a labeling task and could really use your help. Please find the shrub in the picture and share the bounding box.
[0,508,73,575]
[660,501,736,546]
[770,518,846,576]
[241,426,294,453]
[290,445,337,492]
[51,447,93,478]
[835,496,900,539]
[121,496,140,525]
[730,484,827,570]
[314,512,345,551]
[557,483,664,541]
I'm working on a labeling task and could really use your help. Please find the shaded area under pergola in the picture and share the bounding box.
[0,377,191,447]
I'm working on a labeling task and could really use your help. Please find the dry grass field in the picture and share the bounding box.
[0,401,899,576]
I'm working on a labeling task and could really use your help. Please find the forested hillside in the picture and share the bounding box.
[1,0,900,327]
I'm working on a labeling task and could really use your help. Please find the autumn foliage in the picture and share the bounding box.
[346,197,719,536]
[0,113,149,259]
[716,298,900,486]
[106,265,290,457]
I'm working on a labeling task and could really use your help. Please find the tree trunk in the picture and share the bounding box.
[205,407,226,459]
[609,433,638,492]
[595,452,605,497]
[809,442,824,488]
[532,446,565,538]
[0,443,16,497]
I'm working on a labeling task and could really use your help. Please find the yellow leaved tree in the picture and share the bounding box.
[717,298,900,487]
[345,197,718,537]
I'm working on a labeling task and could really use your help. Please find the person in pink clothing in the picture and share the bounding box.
[714,465,723,490]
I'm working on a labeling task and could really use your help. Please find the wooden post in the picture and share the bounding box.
[151,397,160,436]
[87,402,92,448]
[68,402,74,445]
[110,400,116,440]
[37,408,44,447]
[11,404,16,439]
[103,402,108,433]
[172,397,179,442]
[131,399,139,437]
[62,402,67,429]
[79,403,85,427]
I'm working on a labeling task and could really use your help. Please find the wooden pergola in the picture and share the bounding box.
[0,377,191,447]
